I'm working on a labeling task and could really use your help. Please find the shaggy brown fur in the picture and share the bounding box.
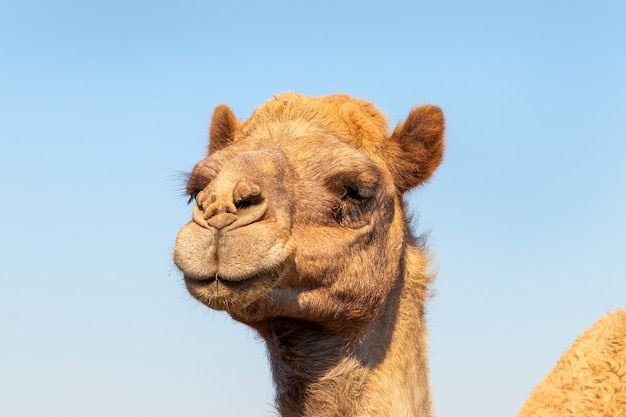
[518,308,626,417]
[174,93,444,416]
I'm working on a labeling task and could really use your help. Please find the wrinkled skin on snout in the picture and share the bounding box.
[173,93,444,331]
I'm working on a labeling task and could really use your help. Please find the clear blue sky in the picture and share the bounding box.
[1,1,624,416]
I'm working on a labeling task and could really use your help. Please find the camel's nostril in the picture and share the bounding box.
[233,182,263,211]
[234,182,261,202]
[234,183,252,201]
[203,206,218,220]
[234,200,249,210]
[200,180,267,230]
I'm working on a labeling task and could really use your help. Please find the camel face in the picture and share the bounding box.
[174,93,444,330]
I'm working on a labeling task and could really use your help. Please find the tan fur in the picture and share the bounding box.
[518,308,626,417]
[174,93,444,416]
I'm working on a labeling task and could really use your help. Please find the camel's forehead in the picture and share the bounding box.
[228,122,381,179]
[238,93,391,151]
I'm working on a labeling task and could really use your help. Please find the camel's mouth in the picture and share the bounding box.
[174,216,296,312]
[184,273,264,291]
[183,268,285,312]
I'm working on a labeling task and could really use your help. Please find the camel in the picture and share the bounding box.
[517,307,626,417]
[174,92,442,416]
[173,93,626,416]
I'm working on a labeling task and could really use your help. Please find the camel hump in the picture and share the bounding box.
[517,308,626,417]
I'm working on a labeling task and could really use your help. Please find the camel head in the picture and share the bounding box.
[173,93,444,333]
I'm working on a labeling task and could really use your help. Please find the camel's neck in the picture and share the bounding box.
[260,250,433,417]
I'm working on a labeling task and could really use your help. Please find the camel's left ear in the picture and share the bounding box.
[390,105,445,193]
[208,104,240,155]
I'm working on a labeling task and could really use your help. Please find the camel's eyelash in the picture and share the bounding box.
[175,171,195,203]
[186,174,214,204]
[185,175,203,204]
[187,191,199,204]
[329,176,378,203]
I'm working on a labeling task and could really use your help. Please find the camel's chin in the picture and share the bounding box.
[184,271,283,312]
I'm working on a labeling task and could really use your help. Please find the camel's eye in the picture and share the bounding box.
[340,185,369,201]
[187,189,200,204]
[186,161,220,204]
[186,176,209,204]
[326,168,379,227]
[328,168,379,201]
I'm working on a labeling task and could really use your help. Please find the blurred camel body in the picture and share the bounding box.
[518,308,626,417]
[173,93,625,416]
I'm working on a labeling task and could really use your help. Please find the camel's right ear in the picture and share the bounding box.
[208,104,240,155]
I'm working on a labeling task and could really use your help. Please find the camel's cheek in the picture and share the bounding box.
[173,221,218,280]
[215,224,295,281]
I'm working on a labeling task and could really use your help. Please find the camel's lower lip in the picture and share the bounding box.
[183,269,284,312]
